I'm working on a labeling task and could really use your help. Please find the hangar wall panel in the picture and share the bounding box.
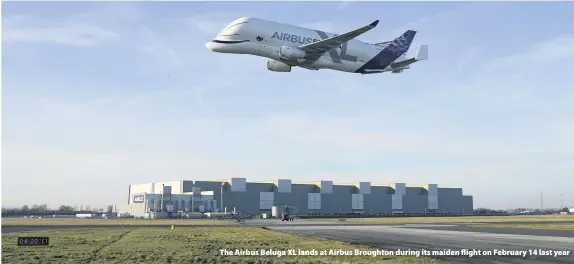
[259,192,274,210]
[152,184,164,194]
[406,187,424,195]
[391,183,405,210]
[403,194,428,213]
[372,186,393,195]
[321,193,351,213]
[161,181,183,194]
[437,190,470,214]
[351,194,364,210]
[359,182,371,194]
[426,184,438,195]
[149,184,173,195]
[391,194,403,210]
[163,186,172,195]
[231,178,247,192]
[428,195,438,210]
[391,183,406,195]
[364,187,393,213]
[223,191,259,213]
[292,184,317,194]
[333,185,355,194]
[182,181,194,193]
[277,179,292,193]
[274,192,306,214]
[439,188,463,196]
[130,184,153,195]
[320,181,333,194]
[192,187,201,196]
[193,181,223,197]
[247,183,274,192]
[308,193,321,210]
[426,184,438,210]
[186,181,224,211]
[461,195,474,214]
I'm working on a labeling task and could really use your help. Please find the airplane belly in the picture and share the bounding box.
[252,43,274,58]
[226,43,256,54]
[310,57,365,73]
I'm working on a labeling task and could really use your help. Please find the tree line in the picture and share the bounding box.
[1,204,116,217]
[474,207,571,215]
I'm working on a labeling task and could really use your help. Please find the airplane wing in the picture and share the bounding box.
[298,20,379,56]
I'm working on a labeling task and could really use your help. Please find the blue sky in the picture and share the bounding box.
[2,1,573,209]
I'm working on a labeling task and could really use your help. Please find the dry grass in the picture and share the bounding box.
[1,218,237,226]
[476,223,574,230]
[315,215,574,224]
[2,228,446,264]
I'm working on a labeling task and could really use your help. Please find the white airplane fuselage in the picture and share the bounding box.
[206,17,425,74]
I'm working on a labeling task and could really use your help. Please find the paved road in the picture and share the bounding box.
[404,225,574,238]
[268,225,574,264]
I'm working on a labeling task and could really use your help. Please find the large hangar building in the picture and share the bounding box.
[120,178,473,217]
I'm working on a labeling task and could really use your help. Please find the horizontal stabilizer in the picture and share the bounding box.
[361,69,385,74]
[390,45,428,69]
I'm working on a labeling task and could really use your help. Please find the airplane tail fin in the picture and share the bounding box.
[356,30,418,73]
[388,30,417,57]
[389,44,428,69]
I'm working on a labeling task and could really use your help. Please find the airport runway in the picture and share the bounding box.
[0,220,393,233]
[268,224,574,264]
[404,224,574,238]
[0,221,444,233]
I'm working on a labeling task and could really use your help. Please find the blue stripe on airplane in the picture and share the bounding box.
[354,30,416,74]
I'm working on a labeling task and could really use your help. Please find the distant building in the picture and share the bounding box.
[569,207,574,214]
[119,178,473,218]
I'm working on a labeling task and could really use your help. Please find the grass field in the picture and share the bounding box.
[476,223,574,230]
[5,215,572,226]
[2,228,445,264]
[1,218,237,226]
[315,215,574,224]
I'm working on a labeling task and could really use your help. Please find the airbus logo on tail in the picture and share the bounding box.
[388,31,415,56]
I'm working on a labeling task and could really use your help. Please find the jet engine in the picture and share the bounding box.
[279,46,306,60]
[267,59,291,72]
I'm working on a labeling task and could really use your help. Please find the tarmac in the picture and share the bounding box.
[3,219,574,263]
[268,223,574,264]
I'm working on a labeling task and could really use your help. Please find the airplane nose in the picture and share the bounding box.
[205,41,214,51]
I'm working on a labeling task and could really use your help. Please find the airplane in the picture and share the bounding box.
[205,17,428,74]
